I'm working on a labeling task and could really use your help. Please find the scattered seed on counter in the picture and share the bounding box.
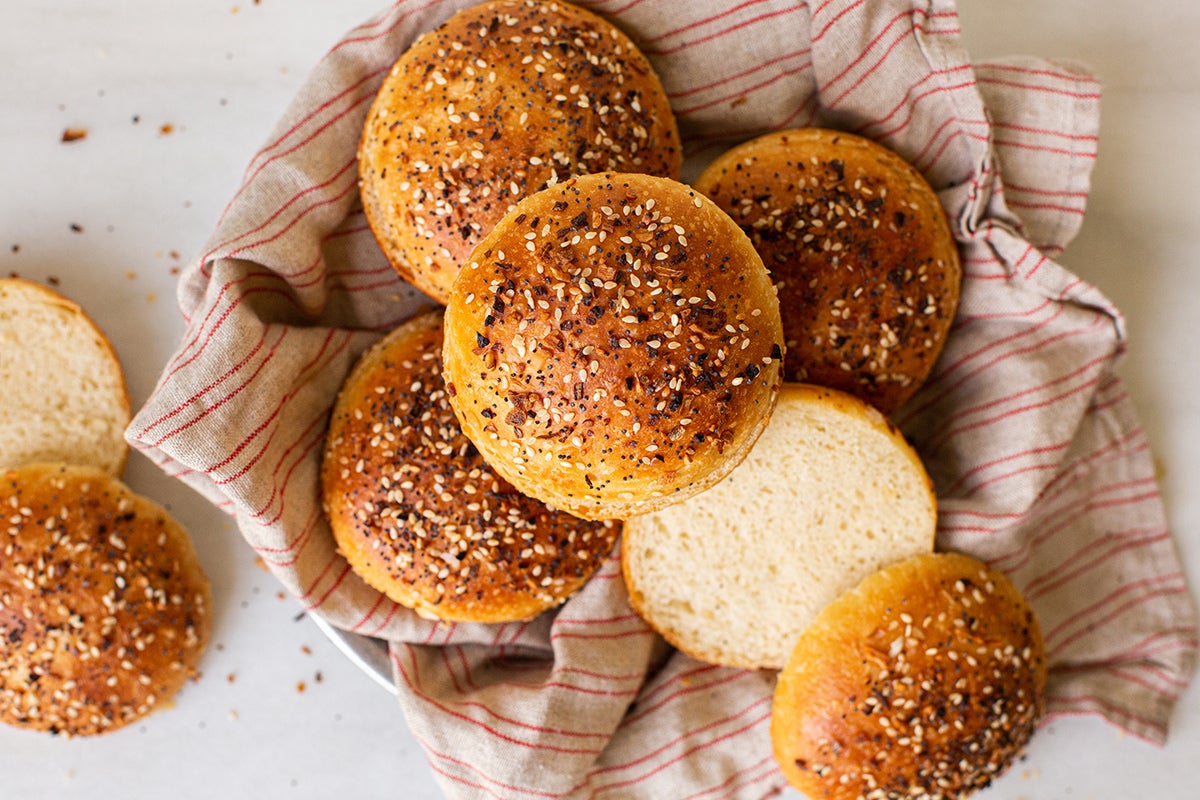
[61,127,88,143]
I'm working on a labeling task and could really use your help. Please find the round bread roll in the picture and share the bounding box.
[772,551,1046,800]
[359,0,682,304]
[693,128,961,414]
[0,278,131,474]
[321,309,619,623]
[0,463,211,736]
[621,384,936,669]
[442,172,784,521]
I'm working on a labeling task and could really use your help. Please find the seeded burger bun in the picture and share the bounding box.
[359,0,682,304]
[442,172,784,520]
[772,551,1046,800]
[322,310,619,622]
[0,278,131,474]
[693,128,961,414]
[622,384,936,669]
[0,463,211,736]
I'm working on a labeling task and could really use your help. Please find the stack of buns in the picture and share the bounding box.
[359,0,681,304]
[337,0,1041,795]
[322,310,620,623]
[0,278,211,736]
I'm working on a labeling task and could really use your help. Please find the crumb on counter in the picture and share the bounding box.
[61,127,88,143]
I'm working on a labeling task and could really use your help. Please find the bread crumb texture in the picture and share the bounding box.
[0,463,211,736]
[360,0,682,303]
[443,172,784,520]
[771,551,1046,800]
[694,128,961,414]
[322,311,619,623]
[621,384,935,669]
[0,278,130,475]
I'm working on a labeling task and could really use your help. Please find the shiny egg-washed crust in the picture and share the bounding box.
[693,128,962,414]
[443,172,784,520]
[359,0,682,304]
[0,463,211,737]
[772,551,1047,800]
[321,310,619,623]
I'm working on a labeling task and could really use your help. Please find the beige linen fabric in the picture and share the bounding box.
[128,1,1196,797]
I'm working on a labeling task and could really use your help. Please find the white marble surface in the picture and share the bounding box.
[0,1,1195,797]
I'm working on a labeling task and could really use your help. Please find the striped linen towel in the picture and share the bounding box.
[127,0,1198,797]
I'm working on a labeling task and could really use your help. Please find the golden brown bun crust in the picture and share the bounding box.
[693,128,961,414]
[771,551,1046,800]
[359,0,682,304]
[321,310,619,622]
[443,172,784,520]
[0,463,211,736]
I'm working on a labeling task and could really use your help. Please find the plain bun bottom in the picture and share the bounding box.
[771,551,1046,800]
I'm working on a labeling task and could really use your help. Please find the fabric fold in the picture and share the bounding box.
[127,0,1196,797]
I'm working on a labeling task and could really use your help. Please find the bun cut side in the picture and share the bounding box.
[772,551,1046,800]
[693,128,961,414]
[0,278,131,474]
[621,384,936,669]
[442,172,784,521]
[322,310,619,623]
[0,463,211,736]
[359,0,682,304]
